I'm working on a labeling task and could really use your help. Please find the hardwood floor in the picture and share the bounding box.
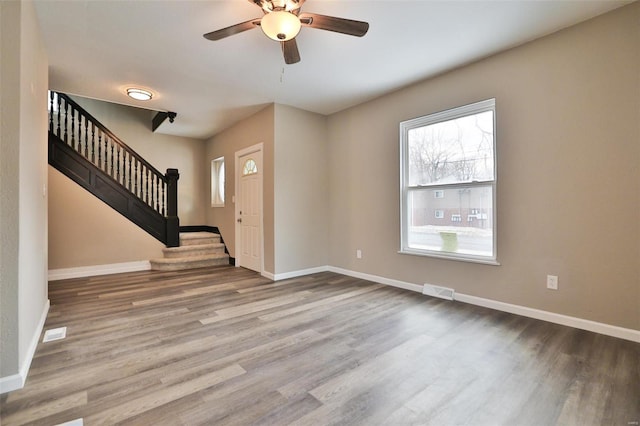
[1,266,638,425]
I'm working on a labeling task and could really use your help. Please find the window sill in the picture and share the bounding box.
[398,248,500,266]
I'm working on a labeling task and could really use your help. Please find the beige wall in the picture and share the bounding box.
[274,104,329,274]
[326,4,640,330]
[48,168,165,269]
[48,97,207,269]
[0,0,49,381]
[205,105,275,273]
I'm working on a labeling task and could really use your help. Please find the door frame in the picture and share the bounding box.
[234,143,264,274]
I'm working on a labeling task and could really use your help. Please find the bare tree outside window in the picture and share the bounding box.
[408,110,494,186]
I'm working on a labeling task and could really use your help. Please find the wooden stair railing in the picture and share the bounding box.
[48,91,180,247]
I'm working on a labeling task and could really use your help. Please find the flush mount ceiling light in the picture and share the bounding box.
[127,88,153,101]
[260,10,301,41]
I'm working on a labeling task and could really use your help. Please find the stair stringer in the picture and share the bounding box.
[48,133,167,244]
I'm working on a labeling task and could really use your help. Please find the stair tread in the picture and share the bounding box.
[150,253,229,264]
[180,232,220,240]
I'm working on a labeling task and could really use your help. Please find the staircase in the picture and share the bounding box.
[150,232,229,271]
[49,91,231,272]
[48,91,180,247]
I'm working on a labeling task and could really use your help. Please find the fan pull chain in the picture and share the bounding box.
[280,67,284,83]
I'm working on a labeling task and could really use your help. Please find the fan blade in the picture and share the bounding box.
[203,19,261,41]
[299,13,369,37]
[281,39,301,64]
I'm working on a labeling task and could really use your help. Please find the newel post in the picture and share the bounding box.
[165,168,180,247]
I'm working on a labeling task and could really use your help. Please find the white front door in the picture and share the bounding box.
[235,145,263,273]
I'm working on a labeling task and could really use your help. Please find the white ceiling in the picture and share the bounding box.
[34,0,631,140]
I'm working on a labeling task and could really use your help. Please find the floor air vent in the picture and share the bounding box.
[43,327,67,342]
[55,419,83,426]
[422,284,455,301]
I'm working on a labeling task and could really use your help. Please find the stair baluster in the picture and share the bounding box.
[134,159,139,197]
[155,174,159,212]
[71,106,76,150]
[98,132,103,170]
[147,169,152,207]
[84,117,89,159]
[109,139,114,177]
[63,99,69,143]
[127,154,132,191]
[116,145,121,184]
[79,112,84,155]
[49,91,54,132]
[90,122,95,163]
[161,182,166,216]
[56,94,61,136]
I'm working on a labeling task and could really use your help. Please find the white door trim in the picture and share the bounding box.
[234,143,264,274]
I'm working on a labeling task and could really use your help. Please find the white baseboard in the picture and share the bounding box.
[326,266,640,343]
[271,266,330,281]
[327,266,424,293]
[0,299,50,394]
[48,261,151,281]
[454,293,640,343]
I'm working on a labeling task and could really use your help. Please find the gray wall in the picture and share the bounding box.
[0,0,49,381]
[0,0,22,379]
[326,3,639,330]
[274,104,329,274]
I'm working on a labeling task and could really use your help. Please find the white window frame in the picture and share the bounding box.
[399,98,498,265]
[211,156,225,207]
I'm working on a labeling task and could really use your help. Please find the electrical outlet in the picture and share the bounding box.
[547,275,558,290]
[356,249,362,259]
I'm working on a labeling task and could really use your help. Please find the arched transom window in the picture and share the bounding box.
[242,158,258,176]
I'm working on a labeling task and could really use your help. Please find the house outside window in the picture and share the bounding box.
[399,99,497,263]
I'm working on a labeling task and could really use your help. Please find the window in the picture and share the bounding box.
[242,158,257,176]
[399,99,497,263]
[211,157,225,207]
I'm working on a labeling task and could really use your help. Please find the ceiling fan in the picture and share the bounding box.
[203,0,369,65]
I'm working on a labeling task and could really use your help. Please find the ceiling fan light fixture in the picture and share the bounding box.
[126,88,153,101]
[260,11,301,41]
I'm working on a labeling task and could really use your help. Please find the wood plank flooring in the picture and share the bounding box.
[1,266,638,425]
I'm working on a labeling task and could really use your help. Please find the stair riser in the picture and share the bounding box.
[180,238,220,246]
[163,247,226,258]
